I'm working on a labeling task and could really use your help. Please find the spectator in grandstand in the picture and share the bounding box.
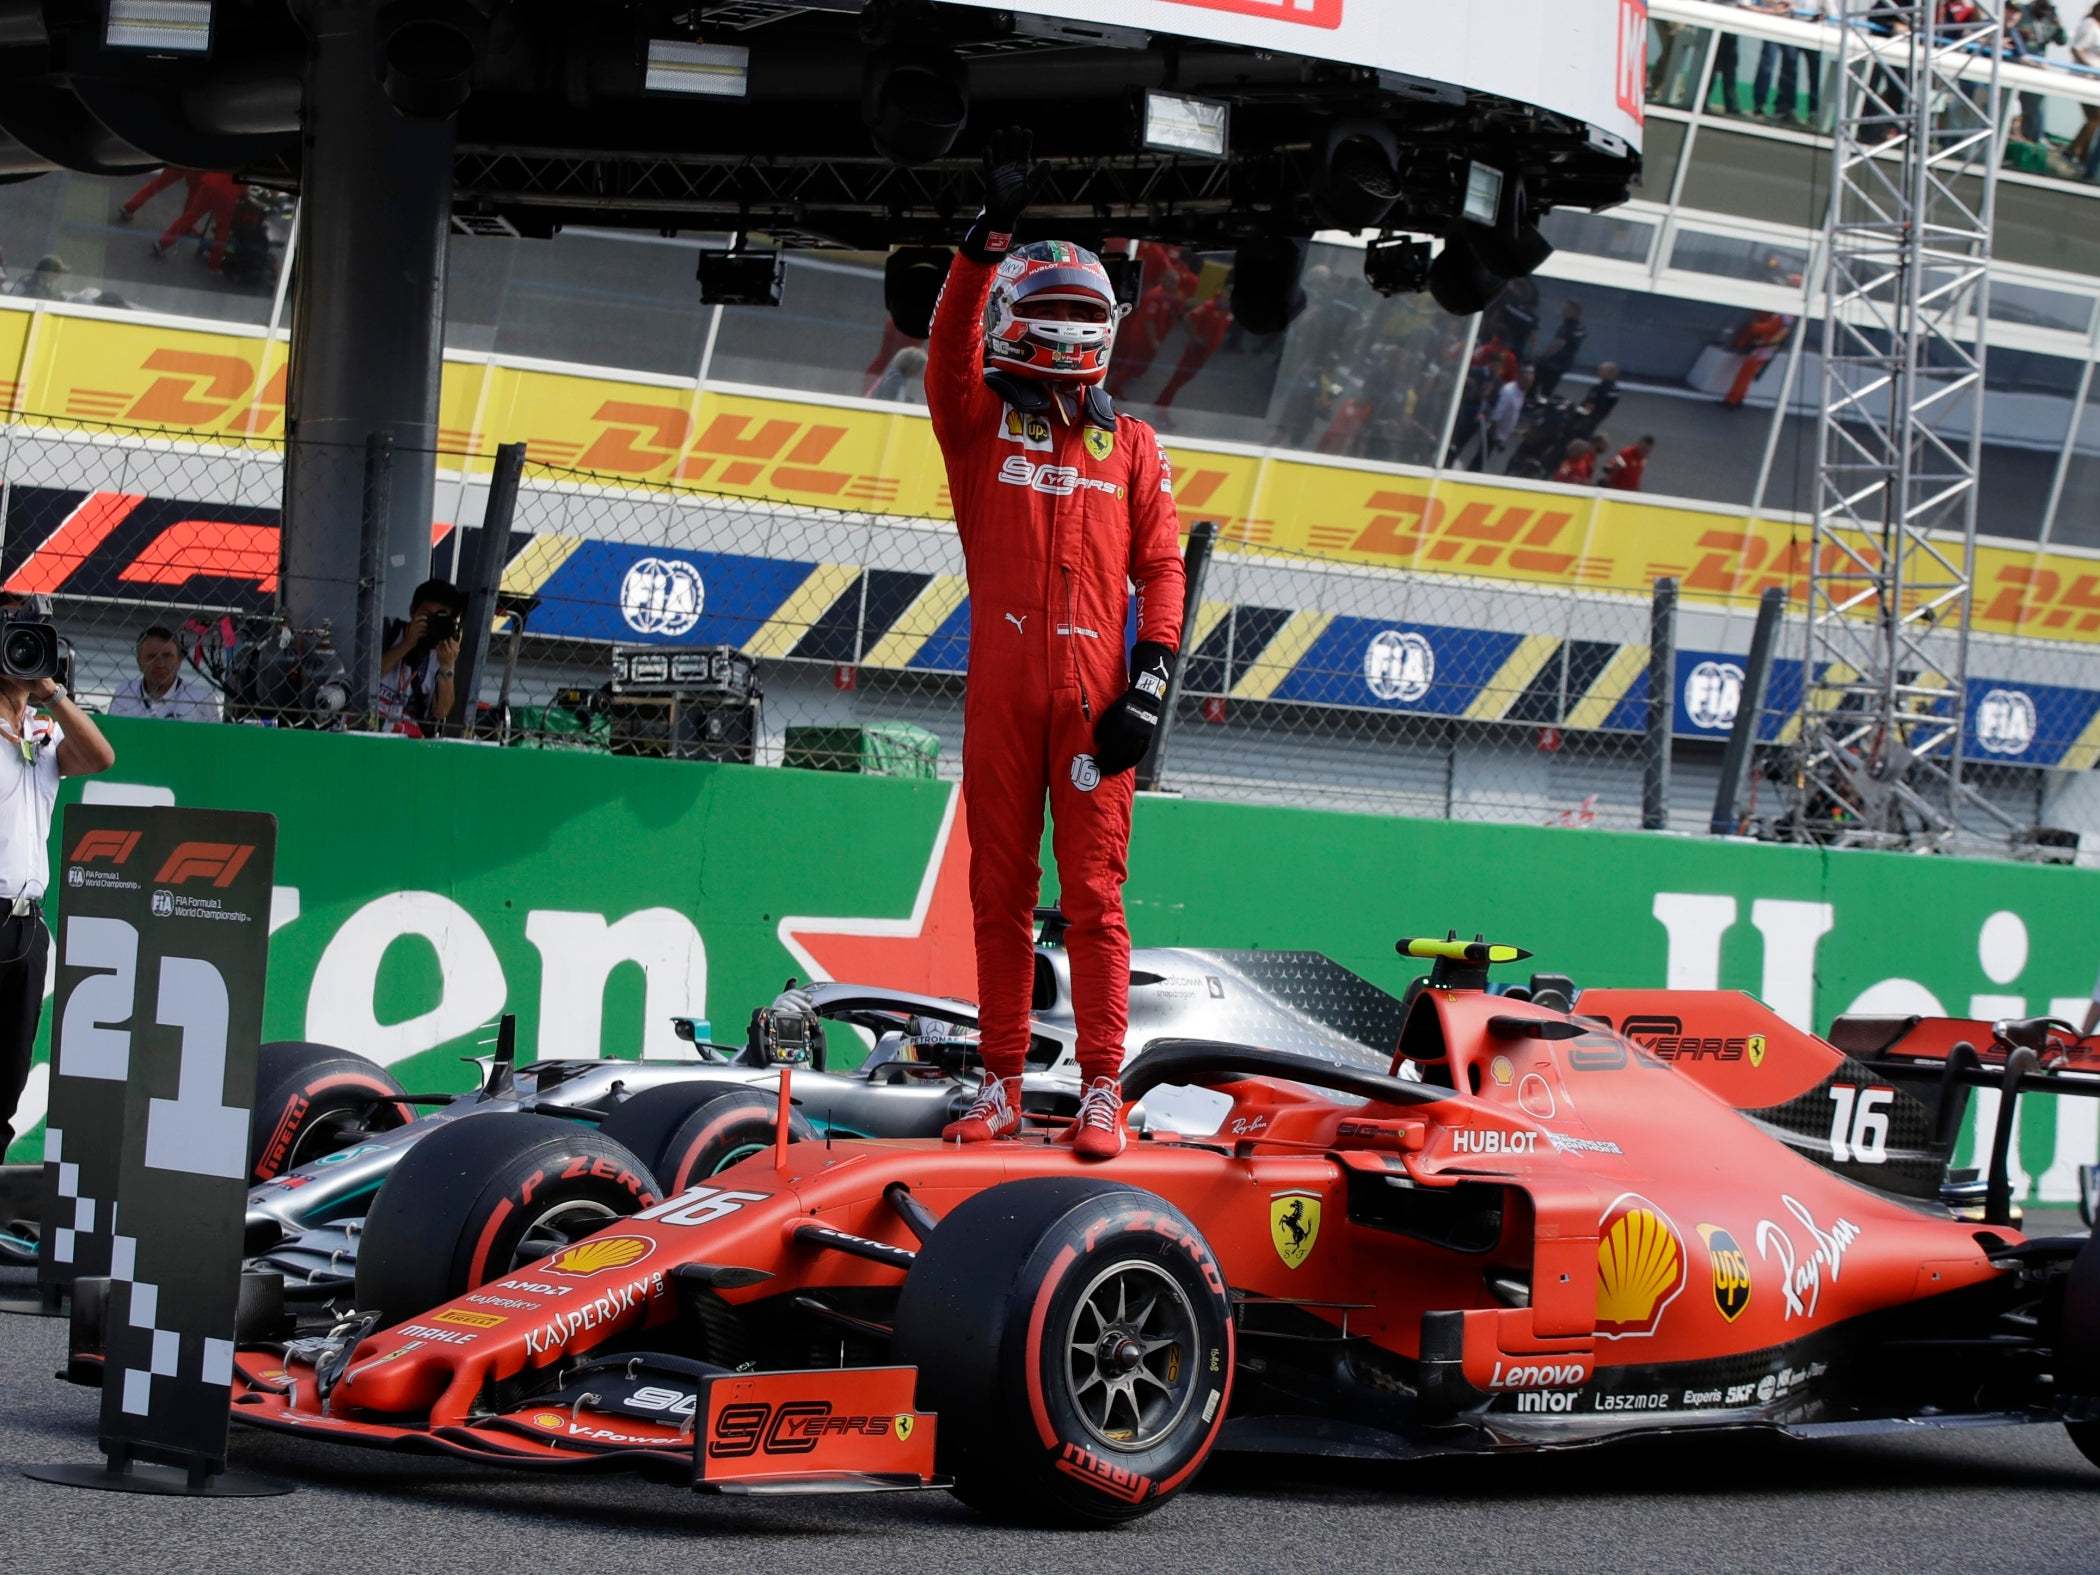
[108,626,222,723]
[15,254,68,301]
[2071,6,2100,171]
[1602,435,1658,492]
[1574,361,1622,435]
[1533,299,1587,400]
[140,169,243,272]
[0,649,114,1161]
[377,577,465,734]
[117,165,201,225]
[1754,0,1831,125]
[1553,437,1598,485]
[869,344,927,403]
[2010,3,2069,156]
[1467,365,1533,473]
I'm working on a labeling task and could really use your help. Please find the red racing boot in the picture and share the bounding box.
[943,1072,1021,1143]
[1071,1076,1127,1162]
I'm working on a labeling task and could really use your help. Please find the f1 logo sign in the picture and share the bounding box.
[70,830,142,866]
[153,842,256,888]
[1617,0,1649,125]
[1160,0,1343,29]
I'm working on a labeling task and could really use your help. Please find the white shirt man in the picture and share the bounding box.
[1488,371,1533,446]
[107,626,222,723]
[0,675,115,1158]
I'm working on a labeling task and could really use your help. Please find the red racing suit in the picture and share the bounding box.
[927,251,1187,1086]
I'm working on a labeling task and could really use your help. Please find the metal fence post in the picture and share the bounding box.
[455,441,526,737]
[1643,577,1677,831]
[352,431,394,717]
[1710,585,1786,837]
[1137,520,1218,795]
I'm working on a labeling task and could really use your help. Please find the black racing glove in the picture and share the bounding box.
[1093,641,1176,778]
[962,125,1039,262]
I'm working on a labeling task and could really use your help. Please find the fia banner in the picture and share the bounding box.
[36,805,275,1470]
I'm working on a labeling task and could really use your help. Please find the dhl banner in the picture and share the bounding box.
[6,302,2100,648]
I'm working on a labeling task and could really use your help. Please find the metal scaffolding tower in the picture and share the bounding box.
[1795,0,2009,848]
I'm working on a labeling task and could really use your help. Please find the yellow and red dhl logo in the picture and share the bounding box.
[536,399,901,508]
[1342,489,1587,577]
[48,347,287,436]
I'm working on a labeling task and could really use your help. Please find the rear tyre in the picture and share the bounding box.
[353,1113,657,1326]
[247,1041,412,1182]
[596,1083,812,1193]
[893,1178,1233,1524]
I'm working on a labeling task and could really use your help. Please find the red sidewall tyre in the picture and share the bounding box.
[658,1089,814,1193]
[596,1083,812,1193]
[248,1041,413,1182]
[353,1113,658,1327]
[894,1178,1234,1524]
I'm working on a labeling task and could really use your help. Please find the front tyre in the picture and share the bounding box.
[247,1041,412,1181]
[893,1178,1233,1525]
[353,1113,657,1326]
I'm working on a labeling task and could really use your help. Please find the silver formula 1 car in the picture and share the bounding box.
[232,934,1411,1324]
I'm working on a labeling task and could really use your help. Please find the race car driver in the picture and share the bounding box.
[928,128,1186,1161]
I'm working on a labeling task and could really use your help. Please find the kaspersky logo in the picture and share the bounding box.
[154,840,256,887]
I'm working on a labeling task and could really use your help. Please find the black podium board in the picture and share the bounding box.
[22,805,286,1496]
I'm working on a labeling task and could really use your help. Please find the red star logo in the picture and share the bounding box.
[778,787,978,1000]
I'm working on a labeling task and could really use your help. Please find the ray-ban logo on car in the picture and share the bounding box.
[1160,0,1343,29]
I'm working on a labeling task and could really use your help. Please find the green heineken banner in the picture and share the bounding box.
[7,717,2098,1200]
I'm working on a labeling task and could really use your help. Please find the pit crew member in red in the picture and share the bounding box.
[927,129,1186,1161]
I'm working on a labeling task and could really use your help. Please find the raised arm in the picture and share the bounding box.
[925,127,1039,452]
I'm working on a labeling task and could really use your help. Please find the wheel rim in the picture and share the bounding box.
[1064,1259,1201,1453]
[709,1140,769,1175]
[511,1198,621,1270]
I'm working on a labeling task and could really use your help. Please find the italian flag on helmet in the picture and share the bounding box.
[984,240,1123,384]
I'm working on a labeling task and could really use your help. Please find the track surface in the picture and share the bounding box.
[5,1262,2098,1575]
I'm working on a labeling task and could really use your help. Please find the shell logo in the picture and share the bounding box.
[1595,1193,1686,1339]
[531,1411,567,1431]
[545,1235,654,1277]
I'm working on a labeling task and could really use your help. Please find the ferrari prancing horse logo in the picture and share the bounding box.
[1085,425,1116,462]
[893,1414,914,1441]
[1270,1190,1321,1270]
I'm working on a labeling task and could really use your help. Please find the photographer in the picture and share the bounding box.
[0,665,115,1159]
[376,577,464,735]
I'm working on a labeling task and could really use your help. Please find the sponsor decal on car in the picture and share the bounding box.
[522,1269,669,1357]
[1486,1357,1593,1391]
[1489,1054,1514,1087]
[1591,1391,1671,1412]
[432,1308,505,1330]
[1697,1224,1752,1322]
[707,1402,907,1457]
[1595,1193,1686,1339]
[466,1292,541,1310]
[1546,1132,1622,1157]
[499,1278,573,1298]
[1269,1190,1321,1269]
[1451,1129,1536,1157]
[397,1322,479,1347]
[545,1235,654,1278]
[1754,1195,1861,1320]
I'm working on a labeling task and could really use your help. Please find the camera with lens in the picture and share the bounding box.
[423,609,458,645]
[226,619,352,728]
[1,602,70,686]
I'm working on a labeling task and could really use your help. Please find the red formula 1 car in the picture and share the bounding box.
[217,938,2100,1523]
